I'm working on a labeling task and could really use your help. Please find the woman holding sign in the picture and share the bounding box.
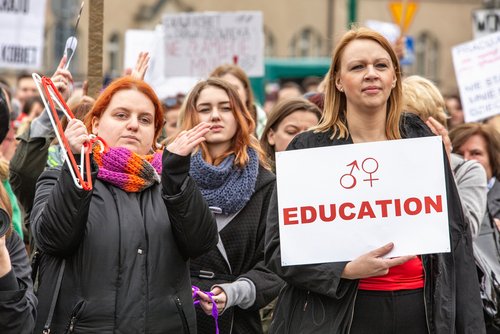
[265,27,484,334]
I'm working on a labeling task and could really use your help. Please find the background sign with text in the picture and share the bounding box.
[275,137,450,266]
[452,32,500,122]
[162,11,264,78]
[473,9,500,40]
[0,0,47,70]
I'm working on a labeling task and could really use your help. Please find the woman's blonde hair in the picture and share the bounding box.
[181,78,270,169]
[402,75,448,126]
[314,26,403,140]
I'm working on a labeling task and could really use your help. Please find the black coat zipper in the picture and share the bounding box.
[175,297,190,334]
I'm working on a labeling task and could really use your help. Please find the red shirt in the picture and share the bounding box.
[358,256,424,291]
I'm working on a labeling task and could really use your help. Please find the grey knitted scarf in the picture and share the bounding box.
[190,148,259,214]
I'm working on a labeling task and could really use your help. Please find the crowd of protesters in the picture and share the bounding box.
[0,25,499,334]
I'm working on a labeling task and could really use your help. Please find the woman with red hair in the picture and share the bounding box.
[177,78,282,334]
[30,76,218,333]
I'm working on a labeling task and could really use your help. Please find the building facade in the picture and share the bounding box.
[1,0,491,95]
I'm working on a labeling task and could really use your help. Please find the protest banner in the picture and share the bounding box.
[452,32,500,122]
[0,0,47,70]
[275,136,450,266]
[162,11,264,77]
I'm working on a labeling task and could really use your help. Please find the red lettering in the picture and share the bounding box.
[301,206,317,224]
[358,201,376,219]
[404,197,423,215]
[339,202,355,220]
[283,207,298,225]
[375,199,392,218]
[319,204,336,222]
[165,41,179,56]
[394,199,402,216]
[425,195,443,213]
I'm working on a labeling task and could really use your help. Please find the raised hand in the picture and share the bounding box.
[426,116,452,163]
[51,55,74,101]
[166,122,210,156]
[64,118,89,154]
[125,52,150,81]
[341,242,415,279]
[80,81,96,105]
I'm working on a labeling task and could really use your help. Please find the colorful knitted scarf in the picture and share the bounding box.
[92,146,162,192]
[189,148,259,215]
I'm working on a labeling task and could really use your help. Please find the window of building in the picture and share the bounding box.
[108,33,120,77]
[415,31,440,83]
[264,26,276,57]
[289,27,324,57]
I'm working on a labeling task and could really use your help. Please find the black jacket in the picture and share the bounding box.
[190,165,283,334]
[0,232,36,334]
[265,114,485,333]
[31,151,218,333]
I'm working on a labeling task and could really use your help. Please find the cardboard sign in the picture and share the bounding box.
[0,0,47,69]
[162,11,264,77]
[452,32,500,122]
[275,136,450,266]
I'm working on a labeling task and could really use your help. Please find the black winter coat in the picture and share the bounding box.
[31,151,218,334]
[191,165,283,334]
[265,113,485,334]
[0,232,36,334]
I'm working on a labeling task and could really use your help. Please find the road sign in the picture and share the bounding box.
[389,1,419,34]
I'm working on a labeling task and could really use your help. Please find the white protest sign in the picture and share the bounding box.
[162,11,264,77]
[276,136,450,266]
[473,9,500,40]
[124,29,156,71]
[365,20,401,44]
[452,32,500,122]
[124,27,201,100]
[0,0,47,70]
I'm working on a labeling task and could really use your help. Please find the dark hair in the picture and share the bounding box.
[21,96,43,117]
[302,76,322,91]
[16,72,33,86]
[0,78,12,101]
[444,94,462,110]
[304,92,325,112]
[280,81,304,94]
[260,97,322,167]
[449,123,500,179]
[0,88,10,144]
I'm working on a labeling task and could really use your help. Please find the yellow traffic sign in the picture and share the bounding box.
[389,1,419,34]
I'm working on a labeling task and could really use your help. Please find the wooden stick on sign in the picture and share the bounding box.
[87,0,103,99]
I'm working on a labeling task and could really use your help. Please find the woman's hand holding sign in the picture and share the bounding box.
[341,242,415,279]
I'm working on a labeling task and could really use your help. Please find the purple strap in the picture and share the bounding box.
[192,286,220,334]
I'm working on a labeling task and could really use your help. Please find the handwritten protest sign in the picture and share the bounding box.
[0,0,47,69]
[452,32,500,122]
[162,11,264,77]
[275,136,450,266]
